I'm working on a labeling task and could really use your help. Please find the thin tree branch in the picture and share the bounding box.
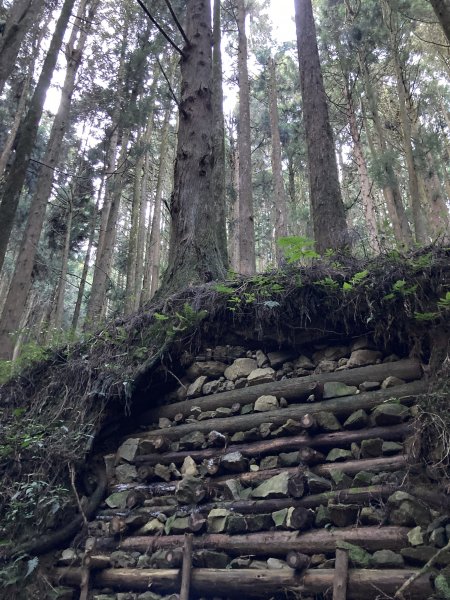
[156,56,181,112]
[164,0,190,46]
[135,0,185,58]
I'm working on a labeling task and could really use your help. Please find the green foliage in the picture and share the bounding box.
[342,270,369,292]
[414,311,439,321]
[437,291,450,310]
[383,279,418,300]
[314,276,339,289]
[0,554,39,588]
[153,303,208,336]
[277,236,319,263]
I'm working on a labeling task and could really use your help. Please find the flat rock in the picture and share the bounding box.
[197,410,216,421]
[207,509,231,533]
[344,409,369,429]
[215,406,232,417]
[313,346,350,363]
[314,360,337,373]
[116,438,140,462]
[267,558,291,570]
[336,541,371,568]
[202,380,221,395]
[352,470,374,487]
[256,350,270,368]
[179,431,206,450]
[247,368,276,385]
[181,456,198,477]
[279,451,300,467]
[351,336,376,351]
[359,381,381,392]
[316,411,342,432]
[323,381,358,399]
[382,376,405,389]
[371,549,404,568]
[187,376,208,398]
[260,455,279,470]
[401,546,450,566]
[407,526,424,546]
[193,550,229,569]
[252,472,290,499]
[361,437,384,458]
[254,394,279,412]
[330,470,353,489]
[359,506,383,525]
[186,361,227,381]
[372,403,409,426]
[224,358,257,381]
[105,491,129,509]
[387,491,431,527]
[115,464,137,483]
[176,475,206,504]
[382,441,403,455]
[326,448,353,462]
[306,472,332,493]
[347,349,382,367]
[220,451,249,472]
[110,551,137,569]
[315,505,331,527]
[295,355,314,370]
[267,351,294,368]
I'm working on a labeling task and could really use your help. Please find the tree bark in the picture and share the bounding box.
[212,0,228,267]
[0,0,95,358]
[333,548,349,600]
[236,0,256,275]
[268,57,288,265]
[0,0,45,95]
[294,0,349,253]
[429,0,450,42]
[0,0,76,273]
[160,0,226,295]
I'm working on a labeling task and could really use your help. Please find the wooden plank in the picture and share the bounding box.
[333,548,349,600]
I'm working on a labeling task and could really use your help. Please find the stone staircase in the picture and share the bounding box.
[53,336,450,599]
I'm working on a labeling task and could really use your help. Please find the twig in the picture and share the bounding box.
[156,56,180,111]
[69,462,88,528]
[164,0,190,46]
[135,0,185,57]
[394,539,450,599]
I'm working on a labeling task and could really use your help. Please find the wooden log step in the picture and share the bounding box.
[97,485,396,521]
[92,526,410,554]
[132,423,411,467]
[140,359,422,422]
[53,566,432,598]
[135,381,426,441]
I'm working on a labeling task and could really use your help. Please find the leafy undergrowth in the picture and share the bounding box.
[0,244,449,575]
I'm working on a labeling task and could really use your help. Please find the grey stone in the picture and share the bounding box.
[116,438,140,462]
[105,491,129,509]
[407,526,424,546]
[256,350,270,368]
[360,506,384,525]
[224,358,257,381]
[186,360,227,381]
[383,353,400,363]
[260,455,279,470]
[252,472,290,498]
[372,403,409,426]
[382,376,406,389]
[267,558,291,570]
[234,377,247,389]
[181,456,198,477]
[110,551,136,568]
[229,557,252,568]
[137,593,162,600]
[247,368,276,385]
[176,475,206,504]
[435,573,450,599]
[202,380,221,395]
[158,416,172,429]
[359,381,381,392]
[254,394,279,412]
[330,470,353,489]
[294,355,314,370]
[347,349,383,367]
[305,472,332,493]
[215,406,232,417]
[187,376,208,398]
[248,560,270,570]
[220,451,249,472]
[197,410,216,421]
[259,422,274,438]
[315,360,337,373]
[387,491,432,527]
[336,541,371,568]
[313,346,350,363]
[400,546,450,566]
[315,505,331,527]
[372,549,404,568]
[193,550,229,569]
[279,451,300,467]
[267,351,294,368]
[430,527,447,548]
[316,411,342,432]
[352,471,374,487]
[361,437,384,458]
[179,431,206,450]
[207,509,231,533]
[323,381,358,399]
[351,336,376,351]
[166,515,190,534]
[115,464,138,483]
[137,518,165,535]
[153,464,172,481]
[344,409,369,429]
[382,441,403,455]
[326,448,353,462]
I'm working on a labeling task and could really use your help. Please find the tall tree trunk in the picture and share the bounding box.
[85,130,130,323]
[142,102,172,302]
[0,0,76,273]
[0,0,95,359]
[429,0,450,42]
[267,57,288,265]
[160,0,226,294]
[358,54,412,246]
[344,81,380,253]
[52,200,74,329]
[421,150,450,240]
[212,0,228,267]
[0,0,45,95]
[236,0,256,275]
[294,0,349,253]
[228,131,240,272]
[382,0,428,244]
